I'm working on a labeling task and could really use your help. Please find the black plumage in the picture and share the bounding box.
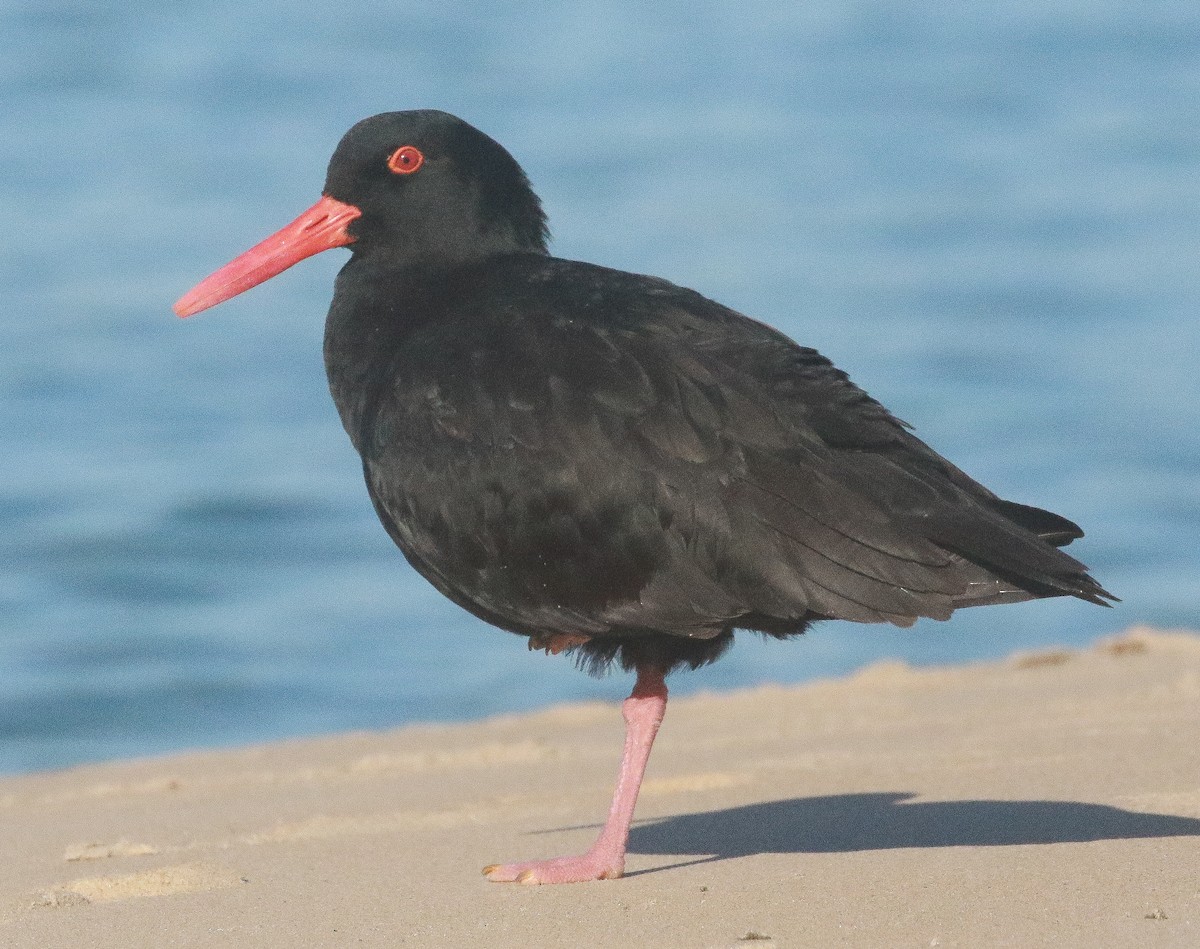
[176,110,1114,883]
[310,112,1113,676]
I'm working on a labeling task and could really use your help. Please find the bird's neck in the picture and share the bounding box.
[321,256,421,451]
[320,252,538,453]
[347,189,549,278]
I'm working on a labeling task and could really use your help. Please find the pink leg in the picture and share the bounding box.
[483,665,668,884]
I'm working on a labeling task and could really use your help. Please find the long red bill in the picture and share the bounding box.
[174,194,362,318]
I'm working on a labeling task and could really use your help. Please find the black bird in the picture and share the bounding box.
[175,110,1114,884]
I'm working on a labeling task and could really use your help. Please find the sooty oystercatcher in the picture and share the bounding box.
[175,110,1114,883]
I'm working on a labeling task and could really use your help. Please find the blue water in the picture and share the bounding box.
[2,2,1197,775]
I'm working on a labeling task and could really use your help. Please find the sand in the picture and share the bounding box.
[0,626,1196,948]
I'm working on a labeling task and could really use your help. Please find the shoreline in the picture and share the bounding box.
[2,626,1197,947]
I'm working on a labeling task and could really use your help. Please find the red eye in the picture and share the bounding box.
[387,145,424,175]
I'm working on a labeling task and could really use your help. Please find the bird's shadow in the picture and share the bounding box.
[537,792,1200,876]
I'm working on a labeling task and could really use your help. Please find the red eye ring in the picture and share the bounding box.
[387,145,424,175]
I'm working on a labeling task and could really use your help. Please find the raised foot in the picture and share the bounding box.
[482,852,624,884]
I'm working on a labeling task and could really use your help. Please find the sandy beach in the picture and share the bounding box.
[1,626,1196,948]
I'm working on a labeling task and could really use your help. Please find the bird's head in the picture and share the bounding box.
[174,110,548,318]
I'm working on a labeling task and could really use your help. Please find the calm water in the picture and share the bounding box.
[1,2,1197,774]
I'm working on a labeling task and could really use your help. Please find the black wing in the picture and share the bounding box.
[355,257,1114,666]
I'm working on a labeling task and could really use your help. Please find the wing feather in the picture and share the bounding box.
[354,258,1113,654]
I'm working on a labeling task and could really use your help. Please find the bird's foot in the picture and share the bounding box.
[482,850,623,884]
[484,666,666,885]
